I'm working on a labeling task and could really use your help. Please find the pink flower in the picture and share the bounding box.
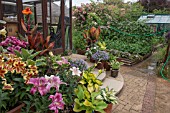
[70,67,81,76]
[49,93,65,113]
[56,57,70,65]
[28,77,48,96]
[45,75,66,91]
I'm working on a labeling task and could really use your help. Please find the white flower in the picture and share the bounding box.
[94,47,96,49]
[70,67,82,76]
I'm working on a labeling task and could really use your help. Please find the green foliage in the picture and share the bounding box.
[110,60,123,70]
[73,30,87,50]
[73,70,107,113]
[14,48,40,61]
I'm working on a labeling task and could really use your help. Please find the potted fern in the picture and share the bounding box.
[110,60,123,78]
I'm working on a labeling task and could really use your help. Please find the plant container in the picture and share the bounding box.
[96,62,104,69]
[111,69,119,78]
[95,103,113,113]
[103,61,110,71]
[77,49,86,55]
[90,57,96,63]
[7,103,25,113]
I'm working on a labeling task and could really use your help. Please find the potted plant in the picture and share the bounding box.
[0,53,38,113]
[110,60,123,78]
[96,87,118,113]
[91,50,109,69]
[70,59,88,72]
[73,66,108,113]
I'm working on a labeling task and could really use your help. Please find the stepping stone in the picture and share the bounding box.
[101,75,124,95]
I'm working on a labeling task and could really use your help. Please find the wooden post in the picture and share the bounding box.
[49,0,52,29]
[61,0,65,51]
[16,0,24,36]
[34,2,37,25]
[69,0,72,50]
[41,0,48,38]
[0,0,3,20]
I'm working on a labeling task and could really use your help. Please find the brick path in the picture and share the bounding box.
[112,56,170,113]
[112,66,148,113]
[154,78,170,113]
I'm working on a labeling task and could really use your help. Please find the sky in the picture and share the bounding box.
[54,0,138,7]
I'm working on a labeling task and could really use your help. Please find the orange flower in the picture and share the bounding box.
[22,7,32,15]
[0,66,8,78]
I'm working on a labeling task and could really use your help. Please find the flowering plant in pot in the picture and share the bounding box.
[70,59,88,72]
[73,66,108,113]
[0,53,38,113]
[91,50,109,69]
[110,60,123,78]
[96,87,118,113]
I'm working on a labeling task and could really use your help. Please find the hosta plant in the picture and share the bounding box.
[96,87,118,104]
[73,67,107,113]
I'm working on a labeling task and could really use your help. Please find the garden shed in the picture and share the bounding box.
[0,0,72,54]
[138,14,170,33]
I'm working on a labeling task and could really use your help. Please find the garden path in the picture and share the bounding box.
[112,54,170,113]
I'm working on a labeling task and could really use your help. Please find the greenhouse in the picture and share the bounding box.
[0,0,170,113]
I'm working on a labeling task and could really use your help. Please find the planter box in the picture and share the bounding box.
[7,103,25,113]
[116,52,152,66]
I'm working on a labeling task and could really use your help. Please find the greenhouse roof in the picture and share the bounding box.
[138,15,170,24]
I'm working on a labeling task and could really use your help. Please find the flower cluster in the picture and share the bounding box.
[56,57,70,66]
[28,75,66,113]
[92,50,109,61]
[70,59,88,72]
[0,36,28,53]
[0,54,38,91]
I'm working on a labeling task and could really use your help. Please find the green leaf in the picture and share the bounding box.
[13,78,24,82]
[36,61,46,67]
[21,49,30,60]
[91,91,100,102]
[73,103,84,112]
[14,50,22,58]
[77,85,84,100]
[28,51,41,60]
[27,59,35,66]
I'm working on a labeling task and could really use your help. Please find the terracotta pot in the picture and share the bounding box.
[77,49,86,55]
[90,57,96,63]
[95,103,113,113]
[111,69,119,78]
[96,62,104,69]
[103,61,111,71]
[7,103,25,113]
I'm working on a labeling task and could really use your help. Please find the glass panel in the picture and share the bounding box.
[49,0,62,49]
[65,0,70,50]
